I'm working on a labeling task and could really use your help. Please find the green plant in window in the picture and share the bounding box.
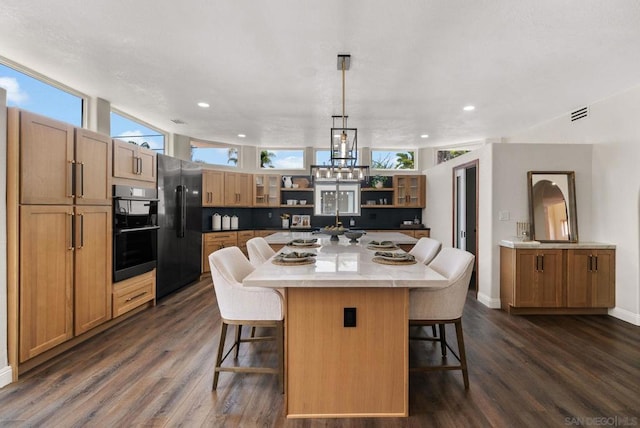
[227,148,238,165]
[260,150,275,168]
[395,151,414,169]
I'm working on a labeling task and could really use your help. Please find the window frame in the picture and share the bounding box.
[110,108,167,154]
[370,149,417,171]
[259,148,306,170]
[0,56,87,127]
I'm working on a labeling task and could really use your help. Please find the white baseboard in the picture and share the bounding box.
[0,365,13,389]
[608,307,640,326]
[477,292,501,309]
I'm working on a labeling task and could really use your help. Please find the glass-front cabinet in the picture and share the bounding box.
[253,174,281,207]
[393,175,425,208]
[314,182,361,216]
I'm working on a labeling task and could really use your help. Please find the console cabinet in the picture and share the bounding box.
[500,242,615,315]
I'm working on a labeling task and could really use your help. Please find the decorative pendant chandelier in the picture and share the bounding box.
[311,54,369,181]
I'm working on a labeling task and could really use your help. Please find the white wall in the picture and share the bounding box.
[507,85,640,325]
[0,88,11,387]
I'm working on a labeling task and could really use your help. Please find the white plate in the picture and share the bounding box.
[278,256,312,262]
[379,254,413,261]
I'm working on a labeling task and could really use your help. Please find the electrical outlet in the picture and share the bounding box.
[499,210,510,221]
[268,212,272,219]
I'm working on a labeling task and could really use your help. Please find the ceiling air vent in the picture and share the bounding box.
[171,119,186,124]
[570,106,589,122]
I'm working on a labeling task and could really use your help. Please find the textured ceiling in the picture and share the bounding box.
[1,0,640,149]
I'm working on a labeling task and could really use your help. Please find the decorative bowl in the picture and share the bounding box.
[319,227,346,241]
[344,230,364,243]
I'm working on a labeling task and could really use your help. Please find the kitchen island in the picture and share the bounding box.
[243,232,447,418]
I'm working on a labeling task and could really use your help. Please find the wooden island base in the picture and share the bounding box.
[285,287,408,418]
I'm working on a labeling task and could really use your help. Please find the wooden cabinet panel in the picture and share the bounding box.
[224,172,252,206]
[113,270,156,318]
[567,249,615,308]
[74,206,112,334]
[513,249,563,307]
[202,170,225,206]
[237,230,255,256]
[19,205,74,362]
[75,129,112,205]
[113,139,157,183]
[501,246,614,314]
[393,175,425,208]
[18,110,74,205]
[413,230,431,239]
[202,232,238,272]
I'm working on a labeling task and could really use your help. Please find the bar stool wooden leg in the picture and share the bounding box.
[213,322,228,390]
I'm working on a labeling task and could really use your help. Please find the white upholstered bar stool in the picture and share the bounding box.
[208,246,284,391]
[409,247,475,389]
[246,237,276,267]
[409,237,442,265]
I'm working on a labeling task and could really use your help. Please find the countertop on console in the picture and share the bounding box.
[500,239,616,249]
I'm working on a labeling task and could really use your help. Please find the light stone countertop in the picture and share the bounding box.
[499,239,616,249]
[244,232,447,289]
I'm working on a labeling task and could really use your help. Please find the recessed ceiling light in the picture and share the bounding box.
[420,134,429,139]
[197,102,210,108]
[237,134,246,138]
[463,105,475,111]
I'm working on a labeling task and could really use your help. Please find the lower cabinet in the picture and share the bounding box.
[500,245,615,314]
[202,231,238,273]
[237,230,255,256]
[113,270,156,318]
[19,205,112,362]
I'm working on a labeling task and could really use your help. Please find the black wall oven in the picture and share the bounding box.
[113,185,159,282]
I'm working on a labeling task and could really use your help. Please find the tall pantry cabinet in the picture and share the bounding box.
[8,109,112,366]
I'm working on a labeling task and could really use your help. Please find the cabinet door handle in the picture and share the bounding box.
[126,291,148,302]
[594,255,598,272]
[76,162,84,198]
[138,157,143,174]
[132,156,138,174]
[68,213,75,251]
[540,255,544,272]
[68,160,75,198]
[77,213,84,249]
[535,255,540,271]
[588,255,593,271]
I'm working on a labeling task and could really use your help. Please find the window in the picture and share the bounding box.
[111,111,165,154]
[0,61,83,126]
[371,150,416,170]
[191,141,239,167]
[260,149,304,169]
[315,150,331,166]
[437,149,470,164]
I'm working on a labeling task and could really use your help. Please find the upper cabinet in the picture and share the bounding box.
[225,172,252,207]
[393,175,425,208]
[113,139,157,183]
[253,174,280,207]
[202,170,225,207]
[12,109,111,206]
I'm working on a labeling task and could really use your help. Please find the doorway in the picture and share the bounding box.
[453,160,478,295]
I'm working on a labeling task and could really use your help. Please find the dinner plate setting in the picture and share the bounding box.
[372,251,416,265]
[286,238,320,248]
[367,240,398,250]
[272,251,317,265]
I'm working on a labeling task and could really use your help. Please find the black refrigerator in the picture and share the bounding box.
[157,154,203,298]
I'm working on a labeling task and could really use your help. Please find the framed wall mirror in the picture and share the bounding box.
[528,171,578,242]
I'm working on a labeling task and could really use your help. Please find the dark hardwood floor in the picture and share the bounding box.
[1,279,638,427]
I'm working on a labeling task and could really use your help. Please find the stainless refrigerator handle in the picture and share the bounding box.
[177,185,186,238]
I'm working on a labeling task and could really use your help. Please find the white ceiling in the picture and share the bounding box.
[2,0,640,149]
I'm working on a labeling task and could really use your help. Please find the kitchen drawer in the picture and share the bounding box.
[113,270,156,317]
[413,230,431,239]
[204,231,237,244]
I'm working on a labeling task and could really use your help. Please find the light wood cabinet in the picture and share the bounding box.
[18,204,113,362]
[202,232,238,273]
[202,170,225,206]
[19,205,74,362]
[501,245,615,314]
[253,174,280,206]
[225,172,252,206]
[74,206,112,334]
[17,112,112,206]
[237,230,255,256]
[113,270,156,318]
[567,249,615,308]
[393,175,425,208]
[113,139,157,183]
